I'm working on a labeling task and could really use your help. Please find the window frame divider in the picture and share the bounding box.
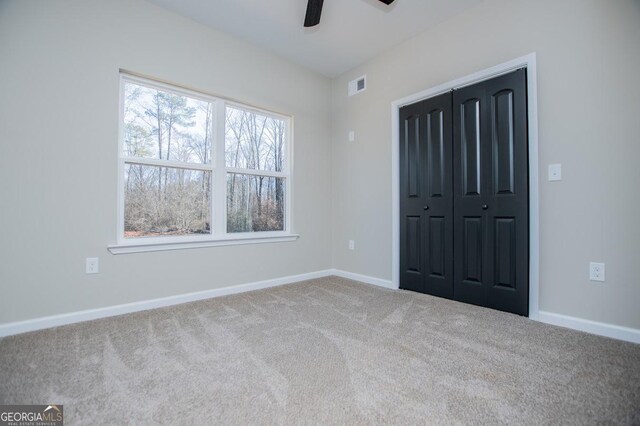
[224,168,288,178]
[213,100,227,237]
[122,157,214,172]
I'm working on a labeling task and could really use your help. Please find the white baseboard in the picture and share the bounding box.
[0,270,334,338]
[330,269,397,290]
[538,311,640,344]
[4,271,636,345]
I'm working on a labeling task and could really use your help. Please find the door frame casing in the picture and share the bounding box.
[391,53,540,319]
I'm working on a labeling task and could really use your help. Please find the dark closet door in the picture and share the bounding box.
[453,69,529,316]
[399,92,453,298]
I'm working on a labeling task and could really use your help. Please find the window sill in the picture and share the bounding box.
[108,234,300,255]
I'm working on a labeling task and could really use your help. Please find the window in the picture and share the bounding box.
[225,105,287,233]
[114,73,293,251]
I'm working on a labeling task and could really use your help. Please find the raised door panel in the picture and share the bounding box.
[427,109,445,198]
[492,90,515,195]
[406,216,422,273]
[461,99,481,197]
[428,217,445,277]
[405,115,421,198]
[494,218,516,290]
[452,214,485,306]
[463,217,483,284]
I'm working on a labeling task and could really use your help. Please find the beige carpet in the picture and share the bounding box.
[1,276,639,424]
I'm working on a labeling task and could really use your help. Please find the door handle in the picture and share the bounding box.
[482,204,489,210]
[423,205,429,211]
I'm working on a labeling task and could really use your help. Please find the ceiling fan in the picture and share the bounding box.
[304,0,396,27]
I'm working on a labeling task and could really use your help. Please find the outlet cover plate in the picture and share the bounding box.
[86,257,99,274]
[548,163,562,181]
[589,262,605,282]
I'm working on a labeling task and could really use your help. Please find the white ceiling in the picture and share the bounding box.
[146,0,483,77]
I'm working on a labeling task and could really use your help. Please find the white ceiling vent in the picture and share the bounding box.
[348,75,367,96]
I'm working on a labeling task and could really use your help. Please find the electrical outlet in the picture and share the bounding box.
[589,262,605,282]
[86,257,99,274]
[548,164,562,181]
[348,240,355,250]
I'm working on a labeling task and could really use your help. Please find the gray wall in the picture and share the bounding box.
[331,0,640,329]
[0,0,332,323]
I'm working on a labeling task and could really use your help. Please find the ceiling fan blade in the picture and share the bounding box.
[378,0,395,4]
[304,0,324,27]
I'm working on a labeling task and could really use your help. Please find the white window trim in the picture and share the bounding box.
[109,73,297,254]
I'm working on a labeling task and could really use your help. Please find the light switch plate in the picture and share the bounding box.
[348,131,355,142]
[548,164,562,181]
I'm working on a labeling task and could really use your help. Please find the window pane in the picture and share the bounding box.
[225,106,286,172]
[123,81,213,164]
[124,163,211,238]
[227,173,285,233]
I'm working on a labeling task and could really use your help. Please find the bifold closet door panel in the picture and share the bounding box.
[399,102,425,293]
[423,94,454,299]
[453,81,490,307]
[399,93,454,298]
[484,69,529,316]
